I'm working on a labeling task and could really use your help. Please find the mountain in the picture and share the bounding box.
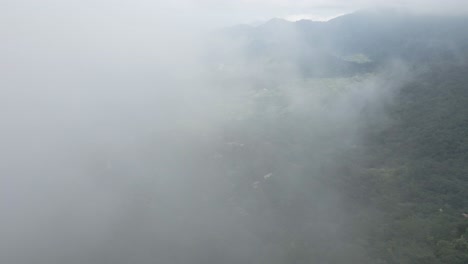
[206,9,468,264]
[213,9,468,77]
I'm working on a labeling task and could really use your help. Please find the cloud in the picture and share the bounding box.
[0,0,466,263]
[190,0,468,25]
[3,0,468,29]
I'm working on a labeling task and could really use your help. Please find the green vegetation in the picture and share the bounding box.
[216,61,468,263]
[216,10,468,263]
[344,61,468,263]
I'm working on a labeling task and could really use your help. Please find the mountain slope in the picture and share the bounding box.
[215,10,468,77]
[211,10,468,264]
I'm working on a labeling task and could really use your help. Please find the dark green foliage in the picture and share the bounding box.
[340,60,468,263]
[216,10,468,263]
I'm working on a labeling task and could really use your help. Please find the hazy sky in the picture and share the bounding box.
[194,0,468,25]
[3,0,468,29]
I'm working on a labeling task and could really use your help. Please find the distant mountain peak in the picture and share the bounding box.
[260,17,291,27]
[267,17,289,23]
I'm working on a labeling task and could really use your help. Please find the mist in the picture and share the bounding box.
[3,1,467,264]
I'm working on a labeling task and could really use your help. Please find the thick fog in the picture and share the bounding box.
[0,1,446,264]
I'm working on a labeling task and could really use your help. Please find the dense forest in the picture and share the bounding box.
[338,60,468,263]
[206,9,468,263]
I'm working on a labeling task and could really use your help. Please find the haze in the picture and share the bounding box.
[2,1,468,264]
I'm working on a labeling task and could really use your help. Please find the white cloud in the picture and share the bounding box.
[4,0,468,31]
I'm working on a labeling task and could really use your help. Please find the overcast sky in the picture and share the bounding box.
[193,0,468,25]
[3,0,468,30]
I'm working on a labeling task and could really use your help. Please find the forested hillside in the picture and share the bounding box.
[209,10,468,263]
[337,60,468,264]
